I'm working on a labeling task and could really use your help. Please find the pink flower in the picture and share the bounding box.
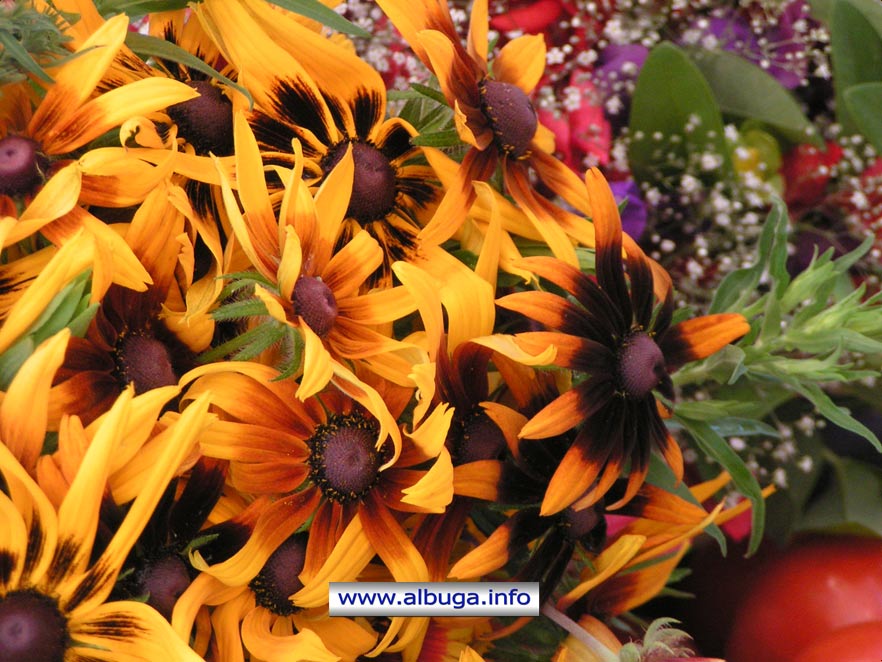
[537,76,611,172]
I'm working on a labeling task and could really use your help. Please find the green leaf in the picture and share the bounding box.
[198,323,285,364]
[675,416,766,556]
[96,0,187,11]
[124,32,253,109]
[211,298,270,322]
[0,29,54,83]
[689,49,822,147]
[799,455,882,536]
[830,0,882,133]
[628,42,733,190]
[844,82,882,152]
[100,0,369,35]
[791,382,882,453]
[409,82,449,106]
[709,197,789,313]
[265,0,370,37]
[411,129,462,148]
[710,418,781,438]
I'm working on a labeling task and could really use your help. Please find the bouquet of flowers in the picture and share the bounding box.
[2,0,882,660]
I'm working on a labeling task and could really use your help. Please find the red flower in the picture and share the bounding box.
[489,0,565,33]
[780,141,843,209]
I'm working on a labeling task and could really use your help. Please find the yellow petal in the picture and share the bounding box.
[493,34,546,94]
[29,14,129,140]
[1,329,70,472]
[556,534,646,610]
[45,78,200,154]
[401,450,454,513]
[295,515,375,607]
[296,324,335,400]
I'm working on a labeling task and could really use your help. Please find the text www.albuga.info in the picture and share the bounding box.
[329,582,540,617]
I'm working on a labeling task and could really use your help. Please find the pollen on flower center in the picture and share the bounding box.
[0,590,69,662]
[293,276,338,337]
[0,135,49,197]
[249,532,308,616]
[447,407,507,464]
[479,79,538,158]
[307,413,387,503]
[617,332,668,399]
[322,140,398,223]
[115,331,179,394]
[166,80,234,156]
[137,555,192,621]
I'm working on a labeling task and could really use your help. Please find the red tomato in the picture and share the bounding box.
[793,621,882,662]
[726,535,882,662]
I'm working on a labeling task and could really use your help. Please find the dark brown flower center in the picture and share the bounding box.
[249,532,308,616]
[0,590,68,662]
[0,135,49,197]
[617,332,668,399]
[166,80,234,156]
[137,555,191,620]
[560,503,607,549]
[479,79,538,158]
[293,276,338,337]
[308,413,388,503]
[322,141,398,223]
[115,330,179,394]
[447,407,506,464]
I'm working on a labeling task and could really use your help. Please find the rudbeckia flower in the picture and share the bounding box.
[196,0,439,284]
[179,362,453,654]
[171,526,377,662]
[0,14,199,210]
[0,387,211,662]
[375,0,596,263]
[216,114,420,398]
[49,185,203,426]
[477,169,751,515]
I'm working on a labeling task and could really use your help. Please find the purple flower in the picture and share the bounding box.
[594,44,649,130]
[683,1,811,89]
[610,178,647,240]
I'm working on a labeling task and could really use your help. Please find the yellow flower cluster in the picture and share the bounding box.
[0,1,756,660]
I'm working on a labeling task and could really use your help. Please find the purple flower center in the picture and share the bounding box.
[249,533,308,616]
[0,135,49,197]
[293,276,338,337]
[308,413,387,503]
[322,141,397,223]
[115,331,179,394]
[479,79,538,158]
[166,80,234,156]
[617,332,668,399]
[447,407,507,464]
[138,555,191,620]
[0,590,68,662]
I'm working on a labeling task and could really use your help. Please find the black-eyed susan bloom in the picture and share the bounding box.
[0,386,211,662]
[0,14,199,210]
[179,362,452,654]
[375,0,598,264]
[215,114,421,398]
[477,169,751,516]
[171,526,377,661]
[196,0,439,284]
